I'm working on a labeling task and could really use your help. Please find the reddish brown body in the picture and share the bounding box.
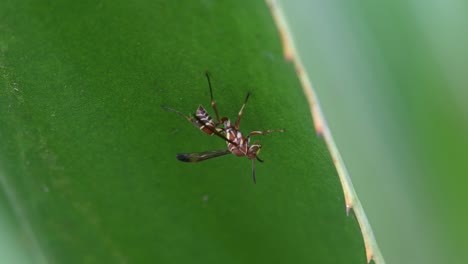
[161,73,283,183]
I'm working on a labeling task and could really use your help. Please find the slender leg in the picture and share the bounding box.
[247,129,284,138]
[234,92,251,129]
[251,158,256,184]
[205,72,221,124]
[161,106,201,128]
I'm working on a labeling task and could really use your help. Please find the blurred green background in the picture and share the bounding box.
[0,0,368,263]
[278,0,468,263]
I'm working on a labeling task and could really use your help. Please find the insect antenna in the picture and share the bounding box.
[252,159,256,184]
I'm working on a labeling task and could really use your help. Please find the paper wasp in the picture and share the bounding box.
[161,72,284,183]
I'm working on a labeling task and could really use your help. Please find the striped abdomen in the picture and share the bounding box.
[196,105,218,135]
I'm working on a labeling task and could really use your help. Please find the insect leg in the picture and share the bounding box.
[160,106,203,129]
[205,72,222,124]
[247,129,285,138]
[234,92,251,129]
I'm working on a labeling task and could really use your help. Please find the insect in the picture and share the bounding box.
[161,72,284,183]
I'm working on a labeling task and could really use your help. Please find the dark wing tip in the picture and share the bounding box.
[176,153,192,162]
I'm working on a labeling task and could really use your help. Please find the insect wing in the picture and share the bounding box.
[177,149,231,163]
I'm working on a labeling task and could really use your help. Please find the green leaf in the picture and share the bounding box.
[0,1,367,263]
